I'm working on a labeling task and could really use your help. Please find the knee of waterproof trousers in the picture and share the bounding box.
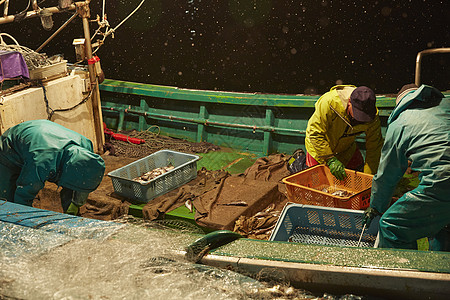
[60,187,74,212]
[377,215,418,250]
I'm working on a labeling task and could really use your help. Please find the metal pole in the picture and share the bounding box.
[101,105,308,135]
[36,12,79,52]
[3,0,9,17]
[79,1,105,153]
[357,223,366,247]
[0,5,76,24]
[415,48,450,86]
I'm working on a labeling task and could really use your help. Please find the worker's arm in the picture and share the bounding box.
[326,157,347,180]
[369,123,408,213]
[363,115,384,174]
[13,160,50,206]
[306,98,335,164]
[60,187,86,215]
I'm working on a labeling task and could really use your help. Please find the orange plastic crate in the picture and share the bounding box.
[282,165,373,210]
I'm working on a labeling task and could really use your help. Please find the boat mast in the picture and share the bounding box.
[77,0,105,153]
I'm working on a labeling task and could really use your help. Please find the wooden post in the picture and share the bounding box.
[77,1,105,153]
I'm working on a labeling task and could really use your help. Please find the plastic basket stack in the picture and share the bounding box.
[275,165,379,247]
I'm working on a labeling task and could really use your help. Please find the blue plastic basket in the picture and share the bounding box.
[107,150,199,203]
[269,203,380,248]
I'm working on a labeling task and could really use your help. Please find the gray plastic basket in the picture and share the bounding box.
[107,150,200,203]
[269,203,380,248]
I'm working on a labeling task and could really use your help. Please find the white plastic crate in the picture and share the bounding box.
[29,61,67,80]
[107,150,199,203]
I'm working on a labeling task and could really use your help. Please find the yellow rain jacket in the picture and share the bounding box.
[305,85,383,175]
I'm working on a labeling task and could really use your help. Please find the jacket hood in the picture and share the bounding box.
[388,85,444,124]
[58,145,105,192]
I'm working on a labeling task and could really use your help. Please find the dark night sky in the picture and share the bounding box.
[2,0,449,94]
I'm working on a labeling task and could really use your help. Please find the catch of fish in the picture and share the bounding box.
[133,165,175,183]
[321,187,354,197]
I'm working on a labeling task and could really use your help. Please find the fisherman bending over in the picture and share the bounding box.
[0,120,105,216]
[364,84,450,251]
[305,85,383,180]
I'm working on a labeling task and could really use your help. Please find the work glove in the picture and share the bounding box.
[65,202,80,216]
[363,207,380,227]
[326,157,347,180]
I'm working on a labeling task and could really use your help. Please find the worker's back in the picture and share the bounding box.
[0,119,93,168]
[389,87,450,199]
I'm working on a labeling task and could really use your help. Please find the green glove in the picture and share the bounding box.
[65,202,80,216]
[326,157,347,180]
[363,207,380,227]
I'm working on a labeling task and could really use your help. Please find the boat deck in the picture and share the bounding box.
[2,145,449,299]
[127,148,450,299]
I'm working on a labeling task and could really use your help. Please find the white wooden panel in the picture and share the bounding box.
[0,75,99,152]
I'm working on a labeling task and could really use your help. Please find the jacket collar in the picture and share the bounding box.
[388,85,444,124]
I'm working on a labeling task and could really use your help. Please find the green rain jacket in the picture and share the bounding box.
[370,85,450,214]
[305,85,383,174]
[0,120,105,207]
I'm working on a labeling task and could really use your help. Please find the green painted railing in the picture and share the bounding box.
[99,79,400,156]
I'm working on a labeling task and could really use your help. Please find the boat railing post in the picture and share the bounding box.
[118,110,125,132]
[264,108,274,156]
[415,48,450,86]
[139,98,148,132]
[197,105,208,142]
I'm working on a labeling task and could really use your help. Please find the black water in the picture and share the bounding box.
[2,1,449,94]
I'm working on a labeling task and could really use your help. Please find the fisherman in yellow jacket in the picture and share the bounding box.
[305,85,383,180]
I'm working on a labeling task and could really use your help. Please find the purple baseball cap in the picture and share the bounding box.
[350,86,377,122]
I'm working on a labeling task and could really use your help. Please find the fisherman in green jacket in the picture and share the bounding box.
[364,84,450,251]
[0,120,105,216]
[305,85,383,180]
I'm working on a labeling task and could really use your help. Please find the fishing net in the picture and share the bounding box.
[0,33,54,70]
[106,127,220,159]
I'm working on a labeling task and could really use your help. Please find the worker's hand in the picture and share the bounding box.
[65,202,80,216]
[326,157,347,180]
[363,207,380,227]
